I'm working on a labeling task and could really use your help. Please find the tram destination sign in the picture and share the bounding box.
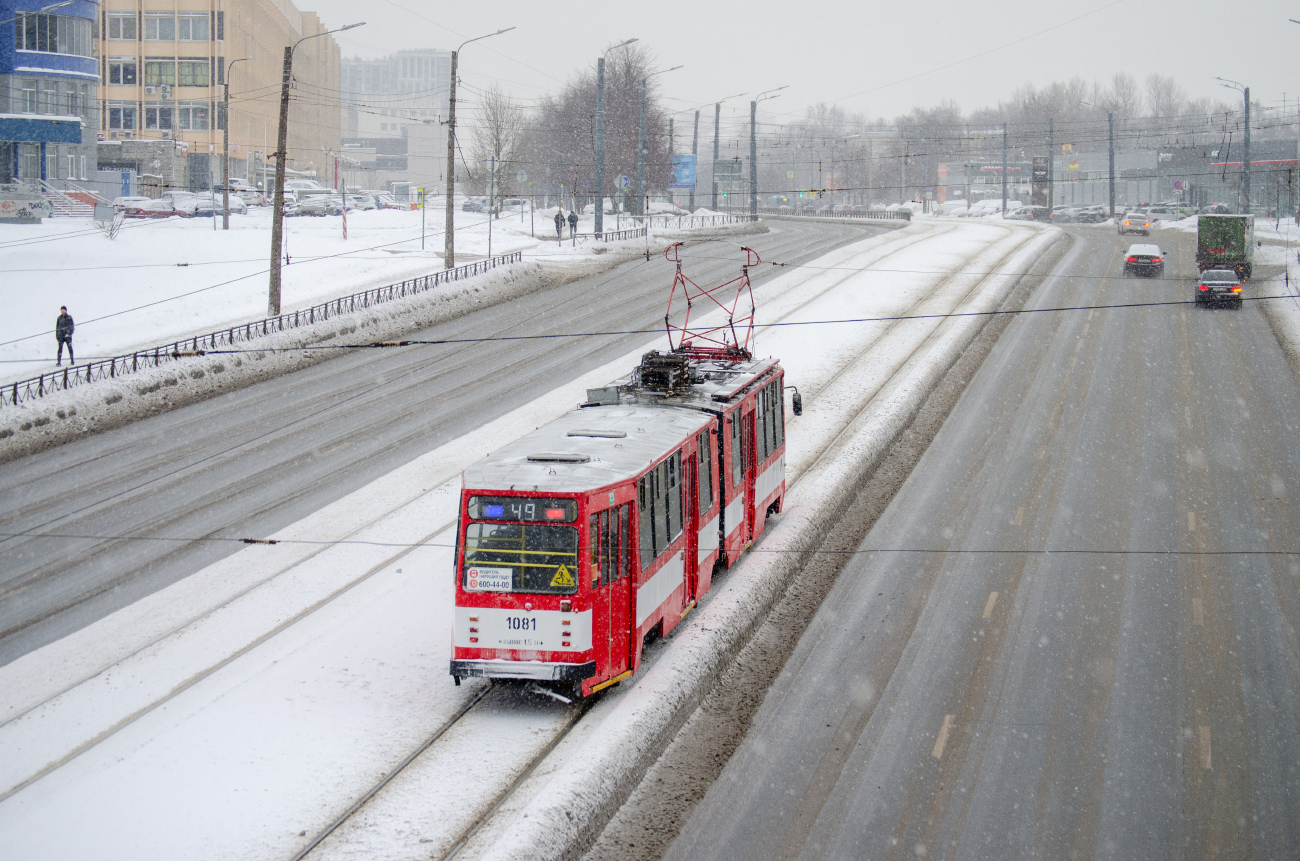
[468,496,578,523]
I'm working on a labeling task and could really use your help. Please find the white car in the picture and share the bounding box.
[112,196,153,211]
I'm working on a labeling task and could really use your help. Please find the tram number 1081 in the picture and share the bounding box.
[505,616,538,631]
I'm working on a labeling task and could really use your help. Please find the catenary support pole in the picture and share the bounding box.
[268,45,291,316]
[595,56,607,233]
[443,48,458,268]
[749,99,758,220]
[1048,118,1055,217]
[636,77,647,216]
[1108,112,1115,218]
[712,102,721,210]
[1001,122,1008,214]
[690,110,699,212]
[1244,86,1251,213]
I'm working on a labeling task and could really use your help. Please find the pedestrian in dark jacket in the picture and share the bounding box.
[55,306,74,366]
[554,209,564,240]
[567,210,578,237]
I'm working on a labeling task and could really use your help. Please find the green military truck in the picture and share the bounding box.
[1196,214,1255,278]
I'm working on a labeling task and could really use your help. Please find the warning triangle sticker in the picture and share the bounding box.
[550,564,575,588]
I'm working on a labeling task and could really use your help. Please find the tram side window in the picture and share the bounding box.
[758,386,770,462]
[698,430,712,512]
[638,477,654,569]
[590,513,600,583]
[769,384,780,452]
[619,504,630,579]
[730,415,743,487]
[667,451,682,542]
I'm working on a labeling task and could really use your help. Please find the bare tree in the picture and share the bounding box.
[467,83,526,197]
[1145,73,1187,120]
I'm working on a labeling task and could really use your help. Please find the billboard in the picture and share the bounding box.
[670,155,696,189]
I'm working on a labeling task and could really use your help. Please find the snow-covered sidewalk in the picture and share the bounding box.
[0,204,654,386]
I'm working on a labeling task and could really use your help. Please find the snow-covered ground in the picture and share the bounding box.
[0,202,646,386]
[0,220,1057,860]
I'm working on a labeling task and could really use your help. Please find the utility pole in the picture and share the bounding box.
[1001,122,1008,214]
[713,102,721,210]
[1244,86,1251,213]
[922,135,929,212]
[444,27,514,271]
[750,101,757,220]
[689,110,699,212]
[1047,118,1055,217]
[594,39,638,235]
[222,56,252,230]
[268,22,364,316]
[1108,112,1115,218]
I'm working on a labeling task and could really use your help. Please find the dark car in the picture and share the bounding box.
[1196,268,1243,308]
[1123,244,1165,277]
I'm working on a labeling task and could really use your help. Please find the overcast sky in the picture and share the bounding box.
[311,0,1297,127]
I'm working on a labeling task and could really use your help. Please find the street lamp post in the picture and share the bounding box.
[749,87,787,221]
[594,38,638,235]
[635,65,682,217]
[1217,78,1251,213]
[443,27,514,271]
[689,110,699,212]
[268,21,364,316]
[711,92,745,211]
[222,56,253,230]
[1081,101,1116,218]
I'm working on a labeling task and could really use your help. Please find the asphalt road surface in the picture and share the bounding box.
[668,226,1300,860]
[0,219,887,666]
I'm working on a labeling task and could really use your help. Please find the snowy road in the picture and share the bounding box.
[0,219,1053,860]
[0,217,879,663]
[663,227,1300,860]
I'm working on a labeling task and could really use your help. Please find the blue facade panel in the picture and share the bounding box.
[0,114,82,142]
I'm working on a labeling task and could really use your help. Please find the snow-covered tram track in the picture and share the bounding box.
[0,221,1056,861]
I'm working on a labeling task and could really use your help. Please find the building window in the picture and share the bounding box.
[177,59,210,87]
[144,59,176,86]
[20,79,37,113]
[15,13,93,56]
[177,12,209,41]
[106,12,136,40]
[176,101,209,130]
[40,80,59,114]
[144,105,173,130]
[144,12,175,42]
[108,101,137,129]
[108,58,137,85]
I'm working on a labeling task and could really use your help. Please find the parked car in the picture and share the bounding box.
[1200,203,1231,215]
[190,193,249,217]
[1145,205,1182,222]
[123,199,178,218]
[1118,210,1152,235]
[1196,268,1243,308]
[112,196,153,211]
[1051,205,1081,223]
[1076,205,1109,223]
[291,194,343,216]
[374,192,399,210]
[462,197,486,212]
[345,193,377,211]
[1122,244,1165,277]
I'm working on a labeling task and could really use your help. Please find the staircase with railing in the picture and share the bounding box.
[39,179,99,217]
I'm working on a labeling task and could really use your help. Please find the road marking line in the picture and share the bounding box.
[1185,406,1192,430]
[1035,446,1046,460]
[982,592,999,619]
[1197,725,1212,770]
[932,715,956,759]
[1080,322,1090,339]
[1188,511,1196,532]
[1193,597,1204,627]
[1012,506,1024,526]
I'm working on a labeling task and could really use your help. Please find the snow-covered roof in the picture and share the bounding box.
[464,405,713,494]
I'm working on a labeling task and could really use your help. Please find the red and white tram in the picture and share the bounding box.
[450,246,796,697]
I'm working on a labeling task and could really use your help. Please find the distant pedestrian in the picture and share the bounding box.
[554,209,564,240]
[567,209,578,238]
[55,305,74,366]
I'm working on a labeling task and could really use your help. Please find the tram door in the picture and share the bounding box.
[741,409,757,541]
[594,505,632,679]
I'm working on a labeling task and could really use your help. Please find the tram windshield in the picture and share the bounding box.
[462,522,580,595]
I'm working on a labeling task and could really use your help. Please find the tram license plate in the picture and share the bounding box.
[466,566,512,592]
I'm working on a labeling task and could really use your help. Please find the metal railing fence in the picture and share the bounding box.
[4,251,523,408]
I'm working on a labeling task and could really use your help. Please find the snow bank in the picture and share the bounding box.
[1256,241,1300,378]
[471,226,1065,861]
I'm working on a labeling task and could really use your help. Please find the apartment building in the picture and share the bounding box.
[96,0,341,191]
[0,0,100,190]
